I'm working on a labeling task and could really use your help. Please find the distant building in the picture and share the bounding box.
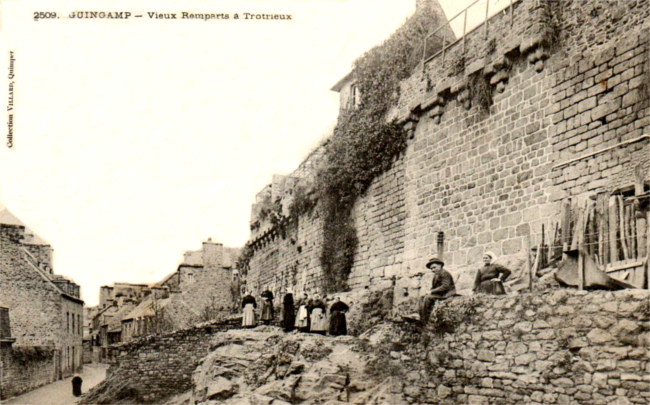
[86,238,240,356]
[121,291,198,342]
[0,207,84,399]
[158,238,241,316]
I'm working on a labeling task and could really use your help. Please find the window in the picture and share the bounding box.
[187,273,195,283]
[67,312,69,332]
[348,83,361,109]
[72,314,75,334]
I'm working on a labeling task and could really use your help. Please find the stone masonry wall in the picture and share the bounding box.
[245,0,650,298]
[348,158,407,291]
[178,265,235,315]
[0,345,57,400]
[246,211,324,297]
[391,289,650,405]
[0,224,62,347]
[91,317,242,403]
[393,0,650,292]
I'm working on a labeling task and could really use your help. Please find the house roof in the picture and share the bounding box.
[330,71,354,92]
[182,250,203,266]
[18,246,84,304]
[105,302,137,331]
[122,296,170,321]
[156,270,178,287]
[0,208,25,226]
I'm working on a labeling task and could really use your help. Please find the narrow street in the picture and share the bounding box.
[1,363,108,405]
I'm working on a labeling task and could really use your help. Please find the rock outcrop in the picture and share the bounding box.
[177,325,406,405]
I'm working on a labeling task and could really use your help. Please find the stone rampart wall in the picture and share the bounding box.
[393,289,650,405]
[245,0,650,298]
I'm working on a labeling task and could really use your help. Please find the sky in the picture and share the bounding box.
[0,0,508,306]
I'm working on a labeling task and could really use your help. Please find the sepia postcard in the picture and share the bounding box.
[1,0,650,404]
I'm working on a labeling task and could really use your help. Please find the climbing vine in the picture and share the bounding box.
[236,242,254,277]
[11,346,54,367]
[310,5,442,292]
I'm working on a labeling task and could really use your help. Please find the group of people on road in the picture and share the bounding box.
[241,288,350,336]
[418,251,512,323]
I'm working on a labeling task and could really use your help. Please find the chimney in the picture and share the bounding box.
[202,239,224,270]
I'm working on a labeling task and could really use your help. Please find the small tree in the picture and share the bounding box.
[149,296,173,335]
[198,296,225,322]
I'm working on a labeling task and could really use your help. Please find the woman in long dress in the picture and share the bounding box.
[281,290,295,332]
[329,297,349,336]
[260,288,275,325]
[241,292,257,328]
[295,293,310,332]
[309,294,327,335]
[473,252,512,295]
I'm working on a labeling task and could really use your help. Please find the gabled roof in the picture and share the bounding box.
[0,208,25,226]
[106,302,137,331]
[330,71,354,92]
[17,247,83,304]
[182,250,203,266]
[155,270,178,287]
[122,296,170,321]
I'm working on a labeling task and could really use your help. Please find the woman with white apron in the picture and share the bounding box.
[295,292,310,332]
[309,294,327,335]
[241,291,257,328]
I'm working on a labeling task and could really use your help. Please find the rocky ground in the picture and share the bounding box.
[161,325,408,405]
[81,269,650,405]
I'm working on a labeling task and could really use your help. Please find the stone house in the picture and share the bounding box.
[158,238,241,316]
[121,292,198,342]
[89,238,239,351]
[0,208,84,398]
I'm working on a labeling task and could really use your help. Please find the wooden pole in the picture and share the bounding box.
[609,196,619,263]
[645,210,650,290]
[532,243,541,282]
[619,195,629,260]
[540,223,546,269]
[577,212,585,290]
[627,204,636,258]
[551,222,559,261]
[635,165,647,260]
[601,193,610,265]
[578,248,585,291]
[561,199,571,253]
[571,204,584,252]
[525,232,532,291]
[437,231,445,260]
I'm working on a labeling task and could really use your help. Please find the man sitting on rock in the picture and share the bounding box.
[418,257,456,324]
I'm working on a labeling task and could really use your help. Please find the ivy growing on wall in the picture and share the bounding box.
[236,243,254,277]
[239,4,444,292]
[311,5,443,292]
[11,346,54,367]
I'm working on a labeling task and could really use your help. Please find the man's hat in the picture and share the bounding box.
[426,257,444,268]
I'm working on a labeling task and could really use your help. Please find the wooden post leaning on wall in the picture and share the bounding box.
[577,208,586,291]
[437,231,445,261]
[599,192,611,266]
[608,195,619,264]
[524,232,532,291]
[561,198,571,254]
[635,164,650,289]
[618,195,630,260]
